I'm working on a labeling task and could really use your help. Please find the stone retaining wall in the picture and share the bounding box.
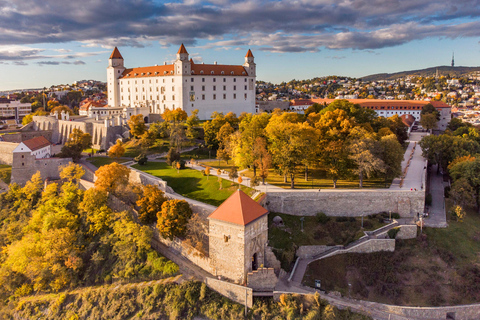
[320,238,396,260]
[128,167,170,192]
[205,277,253,308]
[296,245,343,259]
[266,190,424,217]
[395,225,417,239]
[246,268,277,291]
[0,141,18,165]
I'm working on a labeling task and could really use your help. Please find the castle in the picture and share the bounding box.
[107,44,257,120]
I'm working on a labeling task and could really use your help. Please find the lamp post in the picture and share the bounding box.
[300,217,305,232]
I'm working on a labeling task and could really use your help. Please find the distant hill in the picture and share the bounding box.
[362,66,480,81]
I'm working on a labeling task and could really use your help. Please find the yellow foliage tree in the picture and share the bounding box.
[157,200,192,240]
[94,162,130,193]
[108,140,125,159]
[59,162,85,183]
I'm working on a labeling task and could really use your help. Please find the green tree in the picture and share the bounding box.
[379,134,404,184]
[450,177,476,209]
[157,200,193,240]
[216,122,234,164]
[420,113,438,131]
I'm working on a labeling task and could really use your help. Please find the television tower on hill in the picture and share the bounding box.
[451,52,455,67]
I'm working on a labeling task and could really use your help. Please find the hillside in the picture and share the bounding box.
[362,66,480,81]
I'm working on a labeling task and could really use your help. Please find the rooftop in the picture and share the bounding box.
[23,136,50,151]
[208,190,268,226]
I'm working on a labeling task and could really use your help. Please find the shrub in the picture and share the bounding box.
[387,227,400,239]
[335,217,349,222]
[444,186,451,198]
[316,212,330,224]
[426,193,432,206]
[391,212,400,219]
[134,153,148,165]
[166,148,180,165]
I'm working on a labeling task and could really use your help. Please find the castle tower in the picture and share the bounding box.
[174,44,191,75]
[243,49,256,77]
[107,47,125,107]
[208,190,269,284]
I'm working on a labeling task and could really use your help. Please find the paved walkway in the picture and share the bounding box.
[390,132,428,191]
[424,164,448,228]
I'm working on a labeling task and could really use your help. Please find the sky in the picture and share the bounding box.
[0,0,479,91]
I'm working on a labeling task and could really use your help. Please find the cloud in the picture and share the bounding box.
[36,61,60,66]
[0,0,479,52]
[0,45,106,62]
[13,61,28,66]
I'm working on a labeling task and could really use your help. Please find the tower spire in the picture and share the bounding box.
[451,52,455,67]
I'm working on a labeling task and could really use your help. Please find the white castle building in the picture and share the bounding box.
[107,44,256,120]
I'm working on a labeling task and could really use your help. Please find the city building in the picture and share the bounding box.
[290,98,452,130]
[107,44,256,120]
[12,136,51,159]
[0,98,31,120]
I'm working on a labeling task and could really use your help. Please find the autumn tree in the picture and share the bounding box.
[59,162,85,183]
[203,112,238,150]
[58,128,92,162]
[108,140,125,158]
[253,136,271,184]
[348,128,385,188]
[136,184,167,225]
[94,162,131,193]
[378,134,404,184]
[51,105,72,118]
[127,114,146,138]
[157,200,193,240]
[186,109,200,140]
[450,177,476,209]
[420,113,438,131]
[22,109,48,125]
[162,108,188,151]
[216,122,234,164]
[228,166,238,183]
[80,188,112,235]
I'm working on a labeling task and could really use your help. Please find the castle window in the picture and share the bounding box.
[231,71,234,75]
[221,71,225,75]
[202,94,205,100]
[223,86,226,91]
[141,73,144,76]
[223,78,226,82]
[244,85,247,90]
[211,71,214,74]
[233,94,236,99]
[244,93,247,99]
[191,86,194,91]
[202,86,205,91]
[213,78,216,82]
[191,78,194,82]
[22,163,24,166]
[191,71,195,74]
[213,94,216,100]
[234,78,236,82]
[202,78,205,82]
[213,86,216,91]
[242,71,246,75]
[172,86,175,91]
[245,78,247,82]
[200,71,204,74]
[172,95,175,100]
[164,71,167,75]
[234,86,236,90]
[172,78,174,83]
[223,94,226,99]
[170,71,174,74]
[21,155,24,158]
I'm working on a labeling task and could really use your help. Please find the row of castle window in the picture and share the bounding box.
[122,93,247,101]
[121,84,248,93]
[123,77,249,85]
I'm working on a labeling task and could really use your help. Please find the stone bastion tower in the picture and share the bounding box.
[208,190,269,284]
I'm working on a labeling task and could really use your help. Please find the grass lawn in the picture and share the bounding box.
[132,162,255,207]
[87,157,129,168]
[0,164,11,184]
[199,161,389,189]
[303,200,480,306]
[200,159,237,171]
[269,212,386,271]
[123,139,170,158]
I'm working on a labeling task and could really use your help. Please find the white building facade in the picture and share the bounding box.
[0,98,31,120]
[107,45,256,120]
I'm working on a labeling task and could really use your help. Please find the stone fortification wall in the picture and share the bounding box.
[266,190,424,217]
[265,246,282,271]
[395,224,417,239]
[344,238,395,254]
[11,157,73,186]
[205,277,253,308]
[151,231,216,275]
[0,130,52,143]
[78,179,95,191]
[296,245,343,259]
[246,268,277,291]
[78,163,96,182]
[129,168,170,192]
[0,142,18,165]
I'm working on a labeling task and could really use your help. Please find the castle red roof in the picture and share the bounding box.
[23,136,50,151]
[208,190,268,226]
[109,47,123,59]
[177,44,188,54]
[245,49,254,58]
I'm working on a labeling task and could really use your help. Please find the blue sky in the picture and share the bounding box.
[0,0,479,91]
